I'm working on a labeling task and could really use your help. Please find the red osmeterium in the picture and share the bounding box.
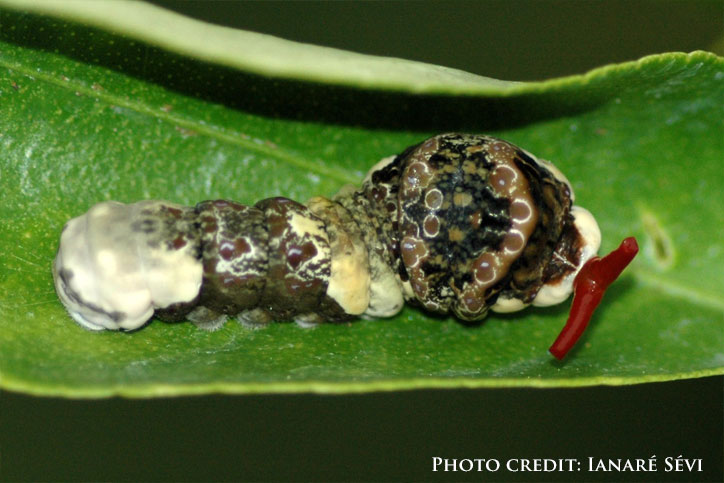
[549,237,639,360]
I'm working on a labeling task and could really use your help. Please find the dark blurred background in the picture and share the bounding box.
[152,0,723,81]
[1,1,722,481]
[2,378,722,481]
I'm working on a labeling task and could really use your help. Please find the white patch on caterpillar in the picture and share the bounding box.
[399,279,415,301]
[365,251,404,318]
[326,246,370,316]
[53,201,203,331]
[307,196,372,316]
[287,210,329,271]
[532,205,601,307]
[491,295,529,313]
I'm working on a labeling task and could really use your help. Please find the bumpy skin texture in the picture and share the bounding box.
[53,133,601,331]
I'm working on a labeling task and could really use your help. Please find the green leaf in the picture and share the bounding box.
[0,2,722,397]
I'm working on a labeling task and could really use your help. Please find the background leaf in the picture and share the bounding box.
[0,1,722,398]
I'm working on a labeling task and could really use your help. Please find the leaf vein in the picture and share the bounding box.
[634,270,724,312]
[0,54,359,185]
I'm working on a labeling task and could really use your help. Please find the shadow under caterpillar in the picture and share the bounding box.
[53,133,637,359]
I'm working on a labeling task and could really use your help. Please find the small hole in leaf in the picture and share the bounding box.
[640,209,674,270]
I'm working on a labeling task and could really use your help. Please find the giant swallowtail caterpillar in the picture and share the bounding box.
[53,133,637,359]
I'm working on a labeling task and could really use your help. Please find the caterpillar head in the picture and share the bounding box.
[363,133,601,320]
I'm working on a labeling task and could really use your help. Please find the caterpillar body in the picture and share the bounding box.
[53,133,636,358]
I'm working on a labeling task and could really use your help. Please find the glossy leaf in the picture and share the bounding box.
[0,2,722,397]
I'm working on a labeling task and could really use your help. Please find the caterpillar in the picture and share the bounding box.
[52,133,637,359]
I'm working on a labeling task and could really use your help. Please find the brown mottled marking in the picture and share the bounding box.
[191,200,268,324]
[389,133,576,320]
[255,197,331,319]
